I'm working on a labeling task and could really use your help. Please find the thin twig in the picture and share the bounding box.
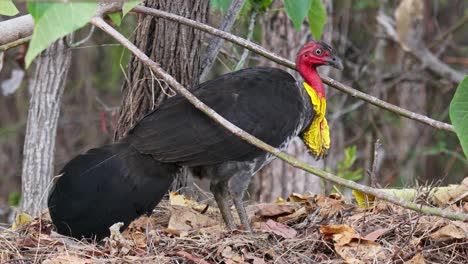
[377,12,465,84]
[369,139,382,188]
[131,5,455,133]
[234,10,257,71]
[448,190,468,206]
[391,211,422,261]
[199,0,245,81]
[68,26,95,48]
[0,36,31,52]
[429,12,468,49]
[90,12,467,222]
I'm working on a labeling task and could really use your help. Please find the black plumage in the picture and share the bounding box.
[48,67,311,239]
[48,143,178,239]
[48,41,343,239]
[128,68,305,165]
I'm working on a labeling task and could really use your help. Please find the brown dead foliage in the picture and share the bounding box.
[0,193,466,263]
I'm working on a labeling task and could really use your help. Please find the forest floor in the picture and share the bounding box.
[0,192,467,264]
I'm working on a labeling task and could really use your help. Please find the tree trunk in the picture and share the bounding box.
[114,0,209,192]
[20,38,72,216]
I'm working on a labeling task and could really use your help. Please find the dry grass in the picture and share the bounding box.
[0,194,466,264]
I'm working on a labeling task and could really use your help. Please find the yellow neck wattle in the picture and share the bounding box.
[301,82,330,157]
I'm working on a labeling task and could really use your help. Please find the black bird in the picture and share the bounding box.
[48,41,343,239]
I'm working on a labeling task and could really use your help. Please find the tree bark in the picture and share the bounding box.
[199,0,245,81]
[114,0,209,192]
[20,38,72,216]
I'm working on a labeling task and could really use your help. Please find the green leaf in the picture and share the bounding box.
[0,0,19,16]
[8,191,21,207]
[108,12,122,27]
[211,0,232,14]
[239,0,253,17]
[284,0,312,31]
[27,2,55,21]
[344,169,363,181]
[123,0,143,17]
[25,2,98,68]
[307,0,327,39]
[251,0,273,12]
[343,145,357,169]
[450,76,468,158]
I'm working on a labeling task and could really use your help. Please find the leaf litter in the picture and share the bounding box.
[0,191,466,263]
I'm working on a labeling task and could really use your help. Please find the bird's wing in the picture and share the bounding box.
[127,68,306,166]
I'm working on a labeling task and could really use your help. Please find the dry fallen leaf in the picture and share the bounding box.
[161,228,183,236]
[169,191,215,213]
[430,177,468,206]
[104,222,134,256]
[405,253,426,264]
[288,192,314,203]
[16,234,57,249]
[320,224,387,263]
[334,241,386,264]
[363,228,391,242]
[0,251,9,263]
[43,255,90,264]
[429,223,466,241]
[221,246,244,263]
[414,216,445,234]
[242,248,266,264]
[395,0,424,51]
[320,224,370,246]
[254,203,297,217]
[11,212,34,230]
[277,207,307,223]
[167,207,219,233]
[315,195,346,218]
[131,231,147,249]
[451,221,468,233]
[170,192,191,206]
[276,197,286,203]
[176,250,212,264]
[261,219,297,239]
[125,215,153,232]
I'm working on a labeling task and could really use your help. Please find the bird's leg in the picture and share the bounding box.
[210,180,236,230]
[229,171,254,233]
[231,191,252,233]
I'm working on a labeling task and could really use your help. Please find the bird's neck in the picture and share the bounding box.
[298,65,325,98]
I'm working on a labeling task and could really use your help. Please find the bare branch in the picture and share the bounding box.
[429,12,468,49]
[378,12,465,84]
[132,5,455,133]
[199,0,245,81]
[0,15,34,46]
[90,12,467,222]
[0,8,455,133]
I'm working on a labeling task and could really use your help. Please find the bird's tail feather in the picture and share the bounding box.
[48,142,179,239]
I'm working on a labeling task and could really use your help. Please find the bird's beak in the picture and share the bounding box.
[326,55,344,71]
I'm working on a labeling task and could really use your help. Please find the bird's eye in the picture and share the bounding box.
[315,49,322,55]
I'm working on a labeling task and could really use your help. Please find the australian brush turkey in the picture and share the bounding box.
[48,41,343,239]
